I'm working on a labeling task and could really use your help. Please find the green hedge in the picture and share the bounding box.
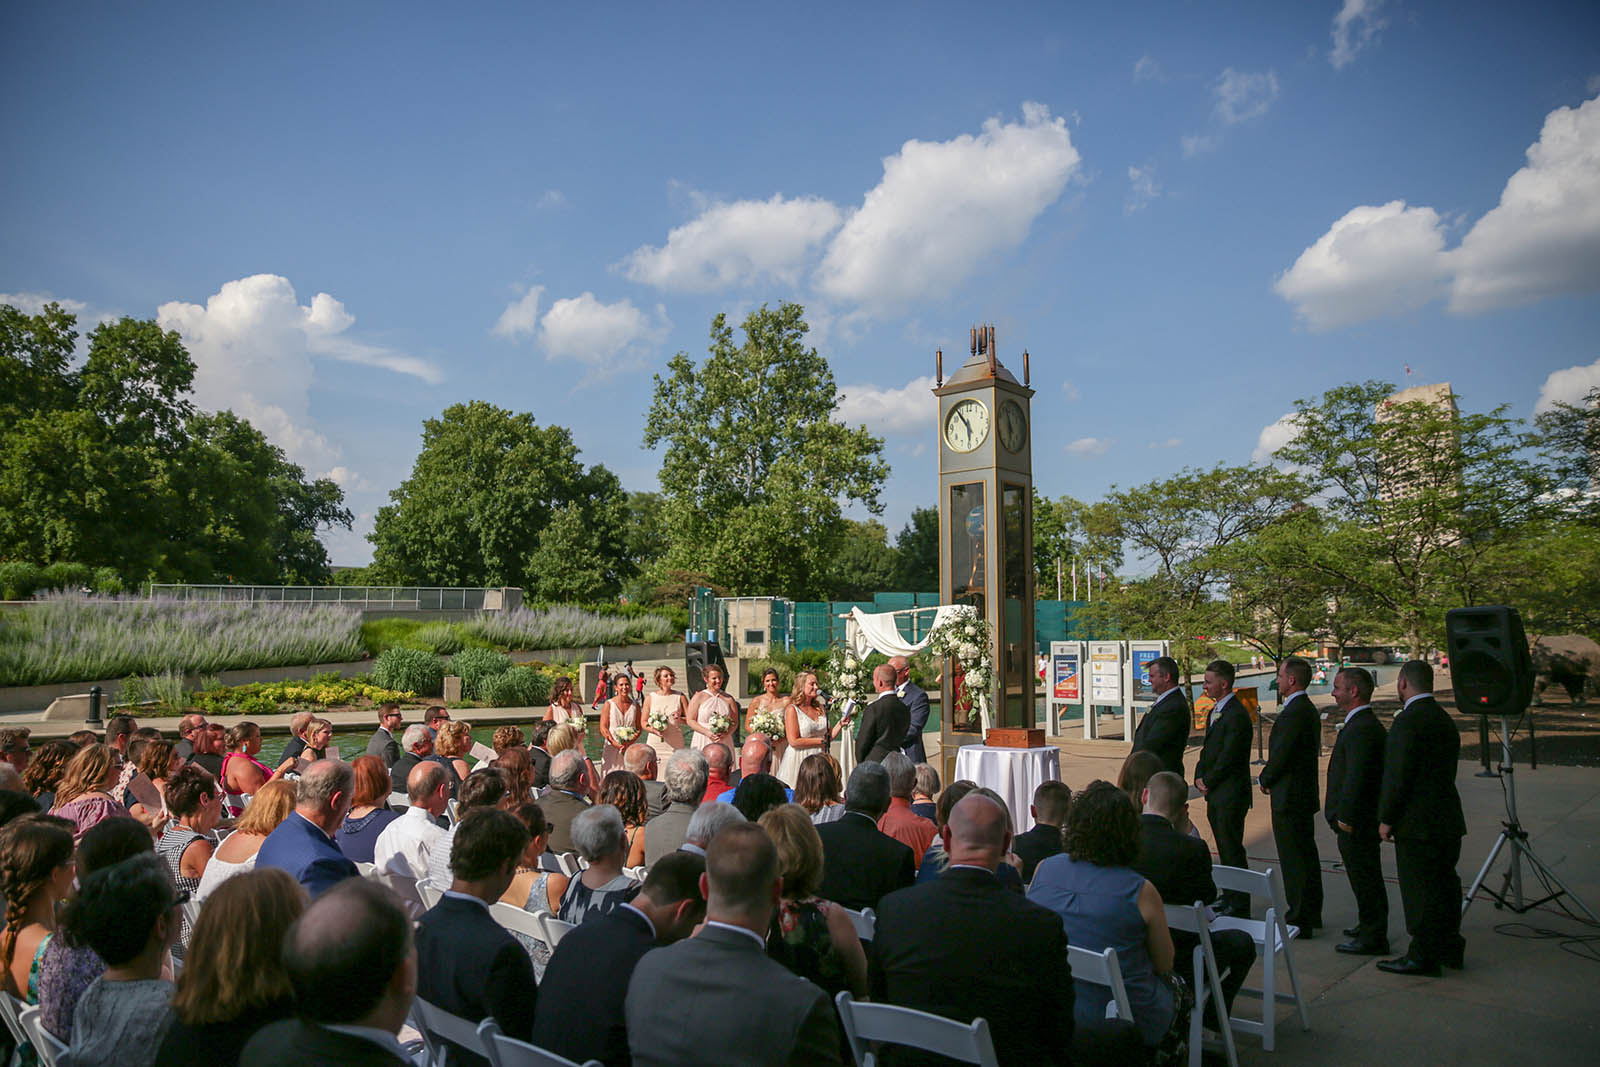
[484,666,551,707]
[370,646,445,697]
[449,646,513,701]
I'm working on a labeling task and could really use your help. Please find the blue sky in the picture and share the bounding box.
[4,1,1598,568]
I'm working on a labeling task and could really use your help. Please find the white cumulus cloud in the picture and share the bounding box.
[1273,200,1449,329]
[0,291,90,317]
[619,194,843,292]
[835,375,938,435]
[814,102,1082,310]
[492,286,544,339]
[1535,358,1600,414]
[1330,0,1388,70]
[1214,68,1280,125]
[1066,436,1111,456]
[538,292,669,367]
[1446,94,1600,313]
[1253,413,1303,464]
[1126,165,1161,213]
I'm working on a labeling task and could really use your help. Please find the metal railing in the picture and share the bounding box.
[146,585,521,611]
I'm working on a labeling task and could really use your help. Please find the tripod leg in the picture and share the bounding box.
[1516,841,1600,923]
[1463,830,1510,916]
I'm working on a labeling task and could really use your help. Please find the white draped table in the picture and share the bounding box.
[953,744,1061,833]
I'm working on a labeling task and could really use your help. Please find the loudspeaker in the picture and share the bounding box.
[685,640,727,694]
[1445,605,1534,717]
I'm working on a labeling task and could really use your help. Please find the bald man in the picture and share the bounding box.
[871,794,1077,1064]
[855,664,910,765]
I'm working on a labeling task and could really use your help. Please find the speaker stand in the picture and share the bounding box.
[1462,716,1599,922]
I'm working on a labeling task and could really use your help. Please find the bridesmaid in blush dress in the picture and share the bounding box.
[642,666,689,767]
[599,673,642,775]
[686,664,739,752]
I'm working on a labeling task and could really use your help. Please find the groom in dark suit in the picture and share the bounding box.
[856,664,910,765]
[1259,656,1324,935]
[1194,659,1253,915]
[890,655,931,763]
[1132,655,1191,778]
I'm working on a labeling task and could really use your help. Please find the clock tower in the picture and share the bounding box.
[935,325,1036,782]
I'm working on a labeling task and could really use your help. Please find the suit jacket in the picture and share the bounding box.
[532,905,655,1066]
[897,681,931,762]
[366,727,401,768]
[1325,706,1386,831]
[1194,695,1254,813]
[871,866,1073,1065]
[626,923,841,1066]
[1378,696,1466,839]
[1132,688,1192,778]
[1134,813,1217,908]
[241,1019,411,1066]
[641,778,668,819]
[643,799,697,866]
[256,812,360,898]
[855,692,910,765]
[390,752,421,797]
[416,894,538,1067]
[1011,822,1064,883]
[541,788,592,854]
[816,810,916,912]
[528,746,551,790]
[1259,691,1321,814]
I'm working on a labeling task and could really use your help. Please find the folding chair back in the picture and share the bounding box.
[1067,944,1133,1022]
[367,867,426,916]
[842,907,876,942]
[834,991,998,1067]
[0,992,31,1051]
[480,1019,603,1067]
[491,902,548,940]
[18,1005,67,1067]
[356,861,376,876]
[412,996,491,1066]
[416,878,444,910]
[388,791,410,812]
[1209,864,1309,1051]
[1165,903,1239,1067]
[541,915,576,948]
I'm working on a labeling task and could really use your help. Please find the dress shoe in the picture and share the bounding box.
[1294,924,1317,940]
[1443,948,1464,970]
[1343,926,1361,938]
[1376,956,1441,977]
[1336,938,1390,956]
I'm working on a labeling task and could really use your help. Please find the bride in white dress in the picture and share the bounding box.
[776,671,835,787]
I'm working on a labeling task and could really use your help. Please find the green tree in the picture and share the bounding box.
[525,503,619,602]
[1533,387,1600,522]
[643,304,888,599]
[370,400,628,595]
[0,302,78,429]
[1033,492,1123,600]
[823,519,900,599]
[892,506,939,592]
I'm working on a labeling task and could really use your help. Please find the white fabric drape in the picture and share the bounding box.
[845,605,974,660]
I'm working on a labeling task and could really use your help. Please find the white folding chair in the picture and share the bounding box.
[540,914,576,948]
[622,865,648,884]
[416,878,444,910]
[553,852,582,878]
[835,991,998,1067]
[181,898,202,931]
[536,851,565,875]
[411,997,492,1067]
[842,906,876,942]
[368,866,427,917]
[18,1006,67,1067]
[446,799,460,825]
[1210,864,1309,1051]
[1166,903,1240,1067]
[389,791,411,811]
[1067,945,1133,1022]
[0,991,30,1064]
[491,902,553,950]
[356,861,377,876]
[479,1018,602,1067]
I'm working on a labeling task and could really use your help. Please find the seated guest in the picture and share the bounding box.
[48,743,123,840]
[156,868,307,1066]
[104,716,138,758]
[37,817,152,1042]
[1029,780,1185,1053]
[683,801,746,856]
[437,721,476,784]
[598,770,650,868]
[500,802,570,978]
[221,723,283,818]
[126,738,183,825]
[642,748,707,864]
[155,764,224,958]
[173,714,206,761]
[276,711,315,771]
[910,762,940,821]
[0,764,21,794]
[872,794,1076,1065]
[195,779,295,903]
[493,747,536,803]
[794,753,845,825]
[24,739,79,812]
[256,760,359,899]
[367,704,404,767]
[815,762,915,912]
[716,737,778,802]
[492,725,525,755]
[63,853,179,1066]
[1135,771,1255,1025]
[1117,749,1166,806]
[336,755,401,864]
[190,724,227,779]
[759,804,868,999]
[876,753,937,869]
[0,815,75,1009]
[700,741,736,804]
[526,720,554,790]
[1012,780,1072,882]
[0,727,31,777]
[389,724,435,796]
[624,744,667,818]
[532,851,706,1067]
[558,806,639,924]
[730,772,791,823]
[240,879,417,1066]
[541,750,594,854]
[625,824,841,1066]
[303,718,335,761]
[915,779,978,882]
[0,789,38,827]
[426,768,515,890]
[373,761,449,895]
[416,808,537,1067]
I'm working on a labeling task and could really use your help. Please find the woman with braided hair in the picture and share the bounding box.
[47,744,123,841]
[0,815,76,1017]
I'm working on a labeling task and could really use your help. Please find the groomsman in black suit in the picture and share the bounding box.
[1132,655,1191,778]
[1377,660,1467,977]
[855,664,911,766]
[1194,659,1253,915]
[890,655,931,763]
[1259,656,1324,936]
[1324,667,1390,955]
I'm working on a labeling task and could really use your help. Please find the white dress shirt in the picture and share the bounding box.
[373,804,446,883]
[1343,703,1372,727]
[1401,691,1432,713]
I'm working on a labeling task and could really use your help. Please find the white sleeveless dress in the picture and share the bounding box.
[775,706,829,787]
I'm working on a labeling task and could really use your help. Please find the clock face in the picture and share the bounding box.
[944,398,990,453]
[998,399,1028,452]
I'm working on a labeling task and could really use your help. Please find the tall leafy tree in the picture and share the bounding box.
[643,304,888,599]
[892,506,940,593]
[1033,491,1123,600]
[823,519,900,600]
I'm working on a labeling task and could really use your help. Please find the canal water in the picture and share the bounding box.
[258,721,602,767]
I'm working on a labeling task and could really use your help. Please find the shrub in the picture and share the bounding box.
[412,621,466,656]
[369,647,445,698]
[0,562,41,601]
[360,617,422,657]
[483,666,551,708]
[464,605,677,651]
[118,670,186,708]
[449,646,513,700]
[91,567,125,596]
[39,562,94,593]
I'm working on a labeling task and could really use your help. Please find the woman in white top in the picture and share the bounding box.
[599,673,642,776]
[776,671,837,787]
[641,667,689,766]
[686,664,739,752]
[193,779,295,903]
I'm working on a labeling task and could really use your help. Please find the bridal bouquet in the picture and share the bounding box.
[613,725,639,743]
[645,707,675,734]
[750,708,785,738]
[706,712,734,737]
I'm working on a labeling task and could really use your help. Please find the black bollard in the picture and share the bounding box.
[88,684,103,726]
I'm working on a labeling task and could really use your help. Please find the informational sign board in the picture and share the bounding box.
[1127,641,1169,704]
[1052,645,1082,701]
[1088,642,1124,705]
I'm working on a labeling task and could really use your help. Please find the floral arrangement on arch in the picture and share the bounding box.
[825,643,875,713]
[927,608,994,729]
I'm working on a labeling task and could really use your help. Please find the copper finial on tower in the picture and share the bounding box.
[1023,349,1030,386]
[970,326,977,357]
[936,348,943,387]
[987,324,997,377]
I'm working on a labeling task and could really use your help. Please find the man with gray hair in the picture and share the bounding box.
[542,749,593,854]
[682,801,746,855]
[257,759,359,898]
[876,752,937,867]
[855,663,910,765]
[816,761,915,911]
[389,723,435,796]
[644,748,708,864]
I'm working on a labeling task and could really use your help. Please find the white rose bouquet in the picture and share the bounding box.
[645,707,674,734]
[750,708,786,738]
[613,725,639,743]
[826,643,874,708]
[706,712,734,737]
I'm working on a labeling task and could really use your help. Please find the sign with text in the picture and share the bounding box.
[1128,641,1169,704]
[1088,641,1124,705]
[1052,649,1081,701]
